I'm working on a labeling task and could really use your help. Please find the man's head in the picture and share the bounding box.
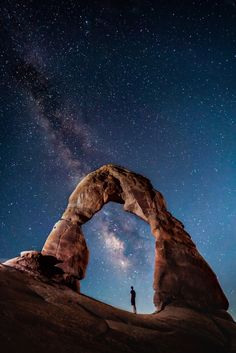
[131,286,133,289]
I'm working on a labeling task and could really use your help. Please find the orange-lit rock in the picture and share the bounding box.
[41,164,228,311]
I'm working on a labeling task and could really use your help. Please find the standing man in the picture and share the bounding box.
[130,286,137,314]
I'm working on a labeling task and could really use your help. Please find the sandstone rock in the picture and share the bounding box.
[3,251,81,292]
[3,250,62,276]
[41,164,228,311]
[0,264,235,353]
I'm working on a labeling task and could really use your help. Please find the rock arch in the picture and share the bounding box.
[42,164,228,311]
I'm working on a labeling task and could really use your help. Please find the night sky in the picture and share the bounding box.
[0,1,235,316]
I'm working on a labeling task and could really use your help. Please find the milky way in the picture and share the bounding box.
[0,1,235,315]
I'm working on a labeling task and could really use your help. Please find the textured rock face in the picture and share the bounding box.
[0,265,235,353]
[42,164,228,311]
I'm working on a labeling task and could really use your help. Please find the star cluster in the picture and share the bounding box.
[0,1,235,315]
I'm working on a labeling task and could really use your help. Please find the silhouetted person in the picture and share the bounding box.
[130,286,137,314]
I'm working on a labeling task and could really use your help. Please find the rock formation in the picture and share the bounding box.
[39,164,227,311]
[0,264,235,353]
[2,164,234,353]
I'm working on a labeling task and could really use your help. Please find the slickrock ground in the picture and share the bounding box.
[0,264,235,353]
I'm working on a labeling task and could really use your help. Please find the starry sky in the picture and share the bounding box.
[0,0,235,316]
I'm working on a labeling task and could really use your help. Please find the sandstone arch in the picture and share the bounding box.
[42,164,228,311]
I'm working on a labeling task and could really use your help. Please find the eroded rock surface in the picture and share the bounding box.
[0,264,235,353]
[40,164,228,311]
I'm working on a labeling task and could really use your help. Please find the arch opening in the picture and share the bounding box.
[81,202,156,313]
